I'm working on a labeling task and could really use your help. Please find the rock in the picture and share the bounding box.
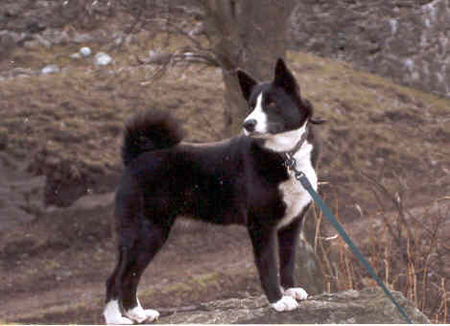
[70,52,81,59]
[288,0,450,98]
[94,52,113,66]
[148,50,172,65]
[25,21,46,34]
[295,209,325,295]
[33,33,52,48]
[0,153,45,231]
[295,236,325,294]
[41,64,60,75]
[0,31,21,57]
[71,47,91,59]
[5,67,36,79]
[72,33,94,44]
[80,46,91,57]
[188,22,204,36]
[40,28,70,45]
[159,287,429,324]
[23,40,43,49]
[149,50,159,58]
[0,31,22,44]
[70,192,114,211]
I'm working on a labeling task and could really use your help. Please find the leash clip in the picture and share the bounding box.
[284,153,297,171]
[284,153,309,189]
[294,170,305,181]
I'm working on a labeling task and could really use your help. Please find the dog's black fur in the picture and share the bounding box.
[105,59,322,320]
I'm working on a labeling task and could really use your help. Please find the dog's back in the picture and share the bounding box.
[118,109,293,227]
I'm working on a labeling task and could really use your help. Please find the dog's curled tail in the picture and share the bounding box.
[121,109,184,166]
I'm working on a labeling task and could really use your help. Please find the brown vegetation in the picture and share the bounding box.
[1,7,449,323]
[314,177,449,322]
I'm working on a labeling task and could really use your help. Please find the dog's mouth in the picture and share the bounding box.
[243,124,286,138]
[243,130,269,138]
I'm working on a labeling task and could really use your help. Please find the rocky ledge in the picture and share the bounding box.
[158,287,429,324]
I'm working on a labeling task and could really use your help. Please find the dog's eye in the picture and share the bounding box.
[267,101,276,109]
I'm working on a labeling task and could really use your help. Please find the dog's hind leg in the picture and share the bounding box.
[119,218,174,324]
[104,183,175,324]
[104,183,144,325]
[104,246,134,324]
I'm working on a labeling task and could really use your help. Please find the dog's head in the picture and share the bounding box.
[237,59,323,151]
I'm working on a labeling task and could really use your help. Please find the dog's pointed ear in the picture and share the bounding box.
[274,58,300,96]
[302,98,325,125]
[236,69,257,102]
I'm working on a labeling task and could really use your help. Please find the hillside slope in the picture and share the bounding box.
[1,47,449,213]
[1,39,449,323]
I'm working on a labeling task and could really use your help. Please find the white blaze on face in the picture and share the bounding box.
[243,92,268,135]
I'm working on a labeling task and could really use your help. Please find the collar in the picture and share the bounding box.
[286,124,309,157]
[283,125,309,171]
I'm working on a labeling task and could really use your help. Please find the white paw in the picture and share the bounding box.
[271,295,299,312]
[107,316,134,325]
[103,300,134,325]
[284,287,308,301]
[125,304,160,324]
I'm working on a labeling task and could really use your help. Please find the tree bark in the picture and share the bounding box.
[201,0,294,136]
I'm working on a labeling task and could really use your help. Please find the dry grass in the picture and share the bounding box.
[1,29,449,320]
[313,177,449,323]
[2,41,449,207]
[286,51,450,215]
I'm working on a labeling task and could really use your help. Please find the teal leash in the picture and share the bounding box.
[284,153,413,324]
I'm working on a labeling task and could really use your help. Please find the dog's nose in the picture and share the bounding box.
[243,119,257,132]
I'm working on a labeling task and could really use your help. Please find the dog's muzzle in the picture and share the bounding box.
[243,119,257,133]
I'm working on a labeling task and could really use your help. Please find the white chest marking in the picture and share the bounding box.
[278,141,317,229]
[264,124,307,153]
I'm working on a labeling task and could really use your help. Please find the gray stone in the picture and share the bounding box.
[33,33,52,48]
[0,31,22,57]
[70,52,82,59]
[40,28,70,45]
[41,64,60,75]
[288,0,450,98]
[159,287,429,324]
[72,33,94,44]
[70,192,114,211]
[80,46,91,57]
[0,153,45,231]
[94,52,113,66]
[0,31,23,44]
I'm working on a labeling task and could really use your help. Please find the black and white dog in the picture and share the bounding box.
[103,59,323,324]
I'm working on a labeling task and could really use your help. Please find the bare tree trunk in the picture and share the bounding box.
[296,209,326,294]
[201,0,294,136]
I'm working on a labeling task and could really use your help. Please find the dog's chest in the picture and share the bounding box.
[278,142,317,228]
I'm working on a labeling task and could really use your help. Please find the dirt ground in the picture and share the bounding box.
[1,194,263,324]
[1,3,449,324]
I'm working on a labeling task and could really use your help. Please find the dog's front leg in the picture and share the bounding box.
[248,226,298,312]
[278,217,308,301]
